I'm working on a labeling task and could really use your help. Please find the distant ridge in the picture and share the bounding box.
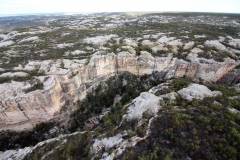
[0,12,94,18]
[0,11,240,18]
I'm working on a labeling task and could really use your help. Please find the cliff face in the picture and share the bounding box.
[0,52,238,130]
[0,75,65,130]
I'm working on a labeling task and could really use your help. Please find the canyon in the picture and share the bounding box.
[0,12,240,160]
[0,51,238,131]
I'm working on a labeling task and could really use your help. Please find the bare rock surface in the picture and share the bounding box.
[0,41,14,47]
[157,36,175,43]
[123,92,162,121]
[184,41,194,50]
[190,47,203,54]
[124,38,138,47]
[92,133,125,153]
[18,36,39,43]
[194,35,206,38]
[0,147,31,160]
[227,37,240,47]
[160,92,178,100]
[84,34,118,44]
[177,83,222,101]
[168,40,183,47]
[0,72,28,77]
[204,40,226,51]
[152,44,168,53]
[142,40,155,47]
[71,50,86,55]
[56,43,74,48]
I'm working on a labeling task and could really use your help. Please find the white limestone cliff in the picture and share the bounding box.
[0,52,238,130]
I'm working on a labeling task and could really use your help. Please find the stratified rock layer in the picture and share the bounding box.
[0,52,238,130]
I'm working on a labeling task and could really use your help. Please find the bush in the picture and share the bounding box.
[152,50,168,57]
[25,79,43,93]
[135,44,152,56]
[0,76,11,84]
[171,77,191,91]
[107,44,122,53]
[198,52,211,59]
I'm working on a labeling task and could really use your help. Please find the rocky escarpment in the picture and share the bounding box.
[0,75,64,131]
[0,52,238,130]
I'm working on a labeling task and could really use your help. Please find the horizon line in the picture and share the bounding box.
[0,11,240,18]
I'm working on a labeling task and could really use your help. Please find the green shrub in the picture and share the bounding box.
[25,79,43,93]
[171,77,191,91]
[0,76,11,83]
[135,44,152,56]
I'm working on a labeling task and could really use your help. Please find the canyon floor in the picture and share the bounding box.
[0,12,240,160]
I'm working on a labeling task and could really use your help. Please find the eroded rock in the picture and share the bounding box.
[177,83,222,101]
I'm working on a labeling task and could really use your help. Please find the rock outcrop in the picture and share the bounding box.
[204,40,227,51]
[0,52,238,130]
[177,83,222,101]
[0,75,64,131]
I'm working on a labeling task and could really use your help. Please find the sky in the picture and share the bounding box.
[0,0,239,15]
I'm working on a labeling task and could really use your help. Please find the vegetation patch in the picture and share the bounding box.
[135,44,152,56]
[69,73,162,132]
[118,82,240,160]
